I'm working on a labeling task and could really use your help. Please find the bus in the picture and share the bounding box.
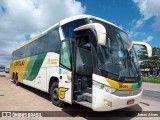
[10,15,152,111]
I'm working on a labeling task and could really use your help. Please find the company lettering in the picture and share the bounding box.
[14,60,25,66]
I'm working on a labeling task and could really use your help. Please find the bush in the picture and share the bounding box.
[142,76,160,84]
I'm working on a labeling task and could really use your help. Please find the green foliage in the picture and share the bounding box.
[142,77,160,84]
[138,47,160,69]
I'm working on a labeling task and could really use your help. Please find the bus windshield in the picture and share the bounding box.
[91,19,140,78]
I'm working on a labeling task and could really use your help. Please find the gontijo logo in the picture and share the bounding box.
[58,87,68,99]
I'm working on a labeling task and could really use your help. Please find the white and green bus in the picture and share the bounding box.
[10,15,152,111]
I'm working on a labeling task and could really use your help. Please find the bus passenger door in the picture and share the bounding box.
[58,40,73,104]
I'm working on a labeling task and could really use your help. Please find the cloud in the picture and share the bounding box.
[127,30,146,40]
[128,31,139,38]
[0,0,85,65]
[134,18,145,29]
[142,36,153,43]
[132,0,160,29]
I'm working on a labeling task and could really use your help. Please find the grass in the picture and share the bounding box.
[142,76,160,84]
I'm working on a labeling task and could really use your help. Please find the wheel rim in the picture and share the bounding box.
[52,88,59,101]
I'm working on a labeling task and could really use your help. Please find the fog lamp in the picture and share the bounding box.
[104,99,112,107]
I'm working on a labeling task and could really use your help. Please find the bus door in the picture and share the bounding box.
[58,40,73,104]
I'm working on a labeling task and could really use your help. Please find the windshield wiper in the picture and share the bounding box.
[125,50,139,77]
[128,43,133,52]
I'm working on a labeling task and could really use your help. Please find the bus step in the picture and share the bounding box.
[75,101,92,109]
[74,82,81,84]
[76,93,92,103]
[86,87,92,94]
[74,90,81,93]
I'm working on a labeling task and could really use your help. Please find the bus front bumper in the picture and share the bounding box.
[92,86,143,111]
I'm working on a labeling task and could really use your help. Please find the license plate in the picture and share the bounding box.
[127,99,135,105]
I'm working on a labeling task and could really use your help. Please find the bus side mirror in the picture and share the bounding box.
[132,41,152,57]
[74,23,106,45]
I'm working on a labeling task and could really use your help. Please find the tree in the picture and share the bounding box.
[138,47,160,69]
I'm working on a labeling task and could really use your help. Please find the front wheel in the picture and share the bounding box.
[50,82,65,107]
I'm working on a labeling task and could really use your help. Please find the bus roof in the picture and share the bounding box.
[13,14,124,52]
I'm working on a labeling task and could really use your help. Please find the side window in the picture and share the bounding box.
[53,30,61,51]
[26,43,31,56]
[34,37,45,55]
[12,51,17,60]
[29,42,35,56]
[12,28,61,59]
[15,51,18,60]
[45,29,61,52]
[60,41,71,69]
[17,49,21,59]
[39,37,45,53]
[33,40,38,55]
[21,47,26,58]
[62,19,86,39]
[25,45,29,57]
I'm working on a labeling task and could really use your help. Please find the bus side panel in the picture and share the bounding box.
[9,57,30,82]
[22,56,37,87]
[9,61,14,79]
[34,68,47,91]
[46,53,60,92]
[32,52,60,92]
[46,67,60,92]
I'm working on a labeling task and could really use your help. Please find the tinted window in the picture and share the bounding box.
[33,37,45,55]
[45,29,61,52]
[25,45,29,57]
[19,47,26,58]
[12,28,61,60]
[12,44,27,60]
[28,42,35,56]
[60,41,71,69]
[62,19,87,39]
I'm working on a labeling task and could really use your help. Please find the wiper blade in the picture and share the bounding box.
[128,43,133,52]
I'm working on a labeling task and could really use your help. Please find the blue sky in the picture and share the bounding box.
[79,0,160,47]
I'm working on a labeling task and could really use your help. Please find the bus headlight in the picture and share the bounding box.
[93,81,116,93]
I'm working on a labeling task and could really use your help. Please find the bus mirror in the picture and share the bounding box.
[74,23,106,45]
[132,41,152,57]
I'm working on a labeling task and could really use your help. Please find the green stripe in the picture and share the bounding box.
[23,56,37,79]
[26,53,47,81]
[131,80,142,88]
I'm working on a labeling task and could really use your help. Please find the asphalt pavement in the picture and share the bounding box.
[142,82,160,102]
[142,82,160,92]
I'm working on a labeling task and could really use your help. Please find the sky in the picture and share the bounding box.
[0,0,160,66]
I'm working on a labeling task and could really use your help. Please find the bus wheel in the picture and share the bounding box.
[13,75,16,84]
[15,75,20,86]
[50,82,65,107]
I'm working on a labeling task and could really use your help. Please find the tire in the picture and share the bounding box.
[13,75,16,84]
[50,82,65,107]
[15,75,21,86]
